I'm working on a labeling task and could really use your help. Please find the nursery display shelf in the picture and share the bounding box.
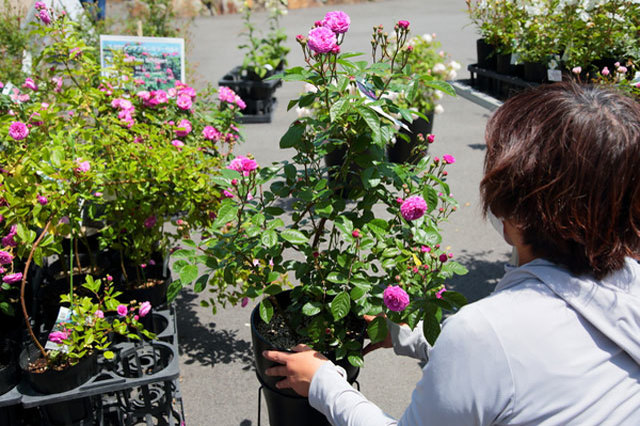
[0,306,180,409]
[450,79,503,112]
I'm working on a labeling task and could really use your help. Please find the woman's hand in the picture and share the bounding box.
[263,344,329,397]
[362,314,393,355]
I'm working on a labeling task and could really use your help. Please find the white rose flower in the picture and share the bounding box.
[304,83,318,93]
[296,107,313,118]
[422,33,433,43]
[432,63,447,74]
[434,104,444,114]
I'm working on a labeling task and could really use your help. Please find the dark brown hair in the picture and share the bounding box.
[480,82,640,279]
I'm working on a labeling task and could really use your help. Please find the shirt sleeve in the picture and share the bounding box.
[388,319,431,361]
[309,304,515,426]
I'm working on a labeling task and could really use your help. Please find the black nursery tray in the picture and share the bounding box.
[461,64,540,107]
[219,66,281,124]
[0,307,180,409]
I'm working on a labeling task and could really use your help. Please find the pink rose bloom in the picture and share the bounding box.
[175,119,192,137]
[218,86,237,104]
[171,140,185,150]
[383,285,410,312]
[70,47,82,58]
[178,86,196,98]
[167,87,177,98]
[617,66,628,74]
[400,196,427,221]
[117,304,128,316]
[227,157,244,172]
[137,91,151,101]
[601,67,610,76]
[151,90,168,104]
[37,195,48,205]
[435,287,446,299]
[75,159,91,173]
[223,189,234,198]
[139,301,152,317]
[234,95,247,110]
[176,94,192,110]
[322,11,350,34]
[240,157,258,175]
[572,66,582,75]
[439,253,448,263]
[3,272,22,284]
[52,76,63,92]
[307,26,338,54]
[202,126,221,141]
[144,215,157,228]
[23,78,38,91]
[95,310,104,318]
[49,330,69,344]
[397,20,410,30]
[420,245,431,253]
[118,99,133,110]
[442,154,456,164]
[38,9,51,25]
[34,1,46,9]
[9,122,29,140]
[0,251,12,264]
[241,297,249,308]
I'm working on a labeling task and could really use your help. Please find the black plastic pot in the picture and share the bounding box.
[251,291,363,392]
[523,61,548,83]
[496,53,518,76]
[257,373,331,426]
[387,111,434,164]
[476,38,496,70]
[119,276,171,309]
[0,338,19,396]
[19,345,98,425]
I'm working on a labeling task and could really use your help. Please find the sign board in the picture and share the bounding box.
[100,35,185,91]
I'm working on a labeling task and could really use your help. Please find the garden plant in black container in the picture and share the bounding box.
[178,10,468,426]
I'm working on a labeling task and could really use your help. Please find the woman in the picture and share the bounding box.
[264,82,640,425]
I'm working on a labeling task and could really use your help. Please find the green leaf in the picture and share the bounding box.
[348,353,364,368]
[280,124,305,149]
[334,218,353,235]
[413,226,442,246]
[331,291,351,321]
[262,230,278,248]
[358,107,381,143]
[367,316,388,343]
[280,229,308,245]
[420,79,456,97]
[194,274,208,293]
[180,264,199,285]
[284,164,296,181]
[448,262,469,276]
[423,186,439,213]
[330,98,350,122]
[259,299,274,323]
[326,272,347,284]
[104,351,115,360]
[215,203,239,225]
[442,291,468,307]
[422,303,441,345]
[167,279,183,302]
[302,301,322,316]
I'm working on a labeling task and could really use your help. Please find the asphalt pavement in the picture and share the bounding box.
[177,1,512,424]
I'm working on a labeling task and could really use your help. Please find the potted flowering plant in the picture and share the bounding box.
[0,3,240,365]
[177,11,467,424]
[18,275,154,423]
[218,0,289,121]
[388,33,458,164]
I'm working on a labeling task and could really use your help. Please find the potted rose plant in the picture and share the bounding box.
[219,0,289,121]
[177,11,467,425]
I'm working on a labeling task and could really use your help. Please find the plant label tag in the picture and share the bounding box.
[510,52,520,65]
[548,69,562,82]
[44,306,72,353]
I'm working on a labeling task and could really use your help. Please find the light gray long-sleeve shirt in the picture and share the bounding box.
[308,258,640,425]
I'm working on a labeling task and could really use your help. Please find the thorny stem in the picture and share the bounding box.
[21,220,52,359]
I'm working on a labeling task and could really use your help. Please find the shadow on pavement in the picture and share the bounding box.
[175,290,254,369]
